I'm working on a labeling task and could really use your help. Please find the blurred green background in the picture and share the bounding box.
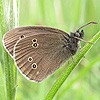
[0,0,100,100]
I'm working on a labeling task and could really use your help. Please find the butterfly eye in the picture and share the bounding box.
[28,57,33,62]
[20,35,25,39]
[32,63,37,69]
[32,43,39,48]
[74,33,80,38]
[32,38,37,43]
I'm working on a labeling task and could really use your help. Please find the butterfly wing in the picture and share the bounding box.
[14,33,70,82]
[3,26,68,57]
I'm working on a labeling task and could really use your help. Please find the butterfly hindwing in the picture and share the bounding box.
[14,33,70,82]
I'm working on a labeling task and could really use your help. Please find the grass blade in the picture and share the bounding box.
[45,31,100,100]
[59,56,100,98]
[0,0,19,99]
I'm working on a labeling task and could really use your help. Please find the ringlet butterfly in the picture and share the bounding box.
[3,22,97,82]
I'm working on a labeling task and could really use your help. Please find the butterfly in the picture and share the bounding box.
[2,22,97,82]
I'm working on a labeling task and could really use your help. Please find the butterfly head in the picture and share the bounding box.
[70,21,97,42]
[70,29,84,41]
[67,22,97,55]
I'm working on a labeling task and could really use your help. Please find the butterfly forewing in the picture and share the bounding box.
[14,34,70,82]
[3,26,67,57]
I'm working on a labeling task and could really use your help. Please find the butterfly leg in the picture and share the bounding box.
[66,46,76,64]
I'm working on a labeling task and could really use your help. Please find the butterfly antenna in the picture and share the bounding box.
[74,37,93,44]
[76,22,97,32]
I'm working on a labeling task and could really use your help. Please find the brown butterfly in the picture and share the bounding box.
[2,22,97,82]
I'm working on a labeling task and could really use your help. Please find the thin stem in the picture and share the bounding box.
[59,57,100,98]
[0,0,19,100]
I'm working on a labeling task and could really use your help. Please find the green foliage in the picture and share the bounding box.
[0,0,19,100]
[0,0,100,100]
